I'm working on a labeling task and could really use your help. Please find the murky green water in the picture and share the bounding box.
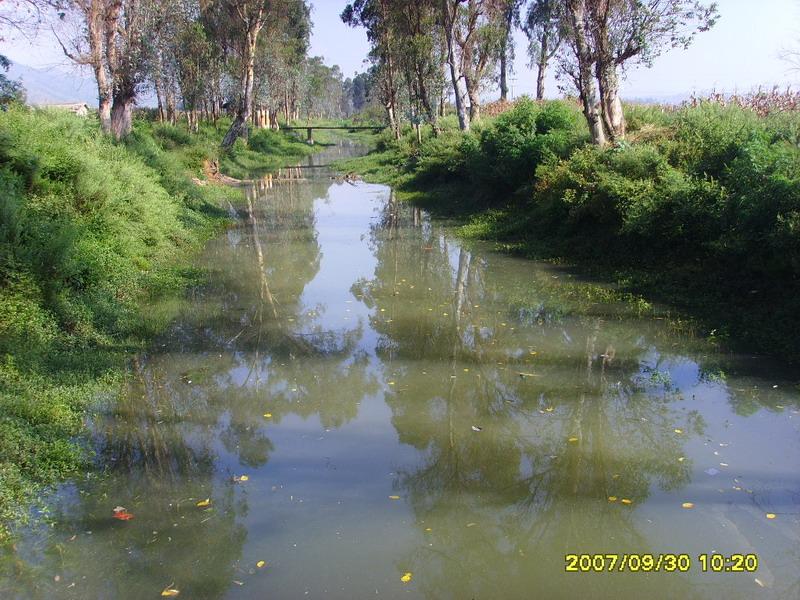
[3,142,799,599]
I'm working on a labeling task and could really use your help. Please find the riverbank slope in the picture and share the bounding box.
[0,108,321,539]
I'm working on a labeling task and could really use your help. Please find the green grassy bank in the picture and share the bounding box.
[0,108,320,540]
[339,99,800,363]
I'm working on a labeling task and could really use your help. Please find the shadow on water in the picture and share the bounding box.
[1,140,799,599]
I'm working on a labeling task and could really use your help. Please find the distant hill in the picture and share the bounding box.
[6,62,98,106]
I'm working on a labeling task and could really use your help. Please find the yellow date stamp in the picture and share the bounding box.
[565,553,759,573]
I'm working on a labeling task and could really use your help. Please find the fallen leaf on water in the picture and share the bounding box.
[401,572,413,583]
[471,425,483,432]
[621,498,632,505]
[196,499,211,508]
[682,502,695,509]
[263,413,272,418]
[545,407,554,412]
[112,510,134,521]
[678,457,685,462]
[466,522,477,527]
[425,527,432,532]
[766,513,776,519]
[754,578,765,587]
[234,475,249,483]
[674,429,683,434]
[389,495,400,500]
[256,560,266,568]
[568,437,578,443]
[161,586,180,597]
[608,496,618,502]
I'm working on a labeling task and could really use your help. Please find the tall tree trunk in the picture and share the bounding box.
[155,77,166,123]
[379,0,400,140]
[499,4,514,102]
[465,75,480,122]
[96,73,112,132]
[415,66,439,136]
[597,61,625,141]
[442,0,469,131]
[222,24,261,148]
[536,32,550,100]
[567,0,606,145]
[89,2,111,132]
[165,84,177,125]
[110,91,135,140]
[499,50,508,101]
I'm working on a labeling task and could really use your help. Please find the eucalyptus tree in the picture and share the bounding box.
[175,21,214,130]
[220,0,310,147]
[460,0,507,121]
[561,0,605,144]
[556,0,716,144]
[522,0,564,99]
[587,0,717,140]
[392,0,445,135]
[54,0,114,130]
[495,0,523,101]
[441,0,469,130]
[342,0,402,138]
[57,0,156,138]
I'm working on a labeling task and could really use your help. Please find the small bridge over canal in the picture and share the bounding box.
[282,125,385,144]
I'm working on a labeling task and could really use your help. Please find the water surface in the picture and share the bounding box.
[3,142,799,599]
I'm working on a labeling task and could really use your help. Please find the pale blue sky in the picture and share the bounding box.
[3,0,798,100]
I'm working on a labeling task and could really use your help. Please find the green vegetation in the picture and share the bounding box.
[0,107,327,539]
[339,98,800,362]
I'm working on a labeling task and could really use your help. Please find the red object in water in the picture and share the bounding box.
[112,511,134,521]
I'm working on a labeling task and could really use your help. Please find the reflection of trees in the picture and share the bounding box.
[3,171,379,598]
[357,200,706,598]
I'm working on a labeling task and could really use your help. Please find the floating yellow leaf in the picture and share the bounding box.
[674,429,683,434]
[388,381,396,386]
[568,437,578,443]
[161,587,180,597]
[196,499,211,508]
[682,502,695,509]
[389,495,400,500]
[545,407,554,412]
[608,496,618,502]
[256,560,266,569]
[766,513,776,519]
[400,572,413,583]
[678,457,685,462]
[238,475,249,482]
[425,527,432,532]
[621,498,632,505]
[263,413,272,418]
